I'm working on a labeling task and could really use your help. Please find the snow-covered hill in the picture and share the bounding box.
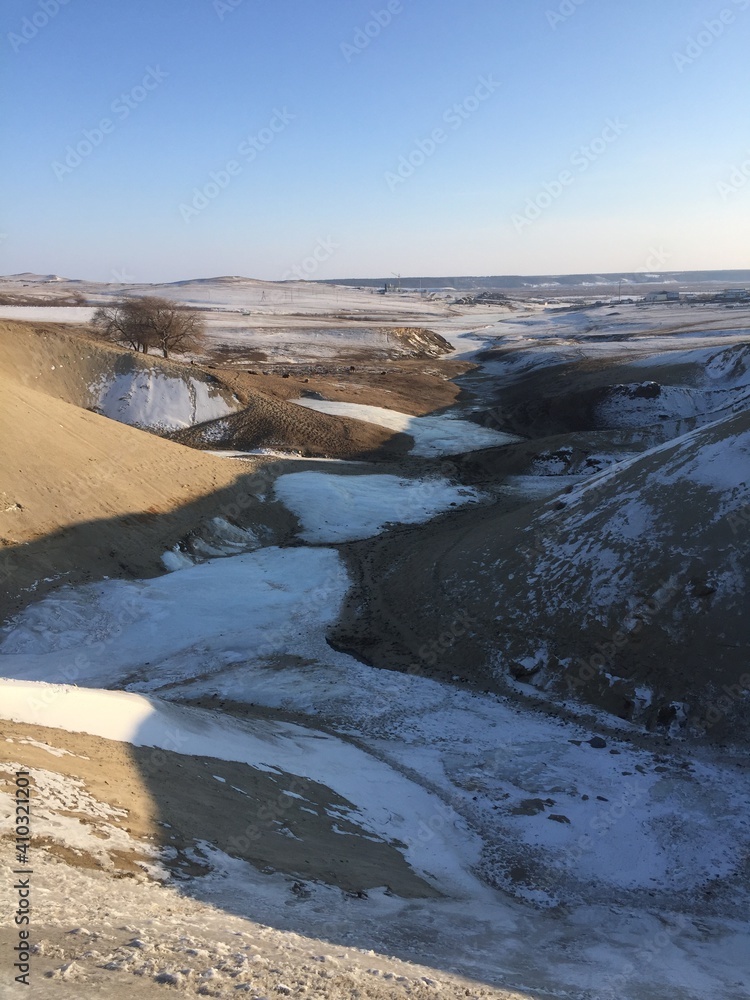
[333,408,750,741]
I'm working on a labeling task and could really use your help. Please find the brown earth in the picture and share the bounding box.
[208,356,471,416]
[0,321,466,623]
[169,393,415,459]
[0,372,275,623]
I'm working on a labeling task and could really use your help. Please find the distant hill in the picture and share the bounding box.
[320,270,750,292]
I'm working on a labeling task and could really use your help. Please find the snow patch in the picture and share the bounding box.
[274,472,483,542]
[292,398,520,456]
[94,370,238,432]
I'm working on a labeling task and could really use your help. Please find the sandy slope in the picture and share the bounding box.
[0,320,432,461]
[0,320,454,620]
[0,373,279,622]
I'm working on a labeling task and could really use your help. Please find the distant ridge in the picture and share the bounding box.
[3,269,749,291]
[5,272,68,282]
[319,269,750,291]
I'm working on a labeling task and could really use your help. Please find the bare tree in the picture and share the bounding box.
[141,296,205,359]
[92,298,152,353]
[91,296,205,359]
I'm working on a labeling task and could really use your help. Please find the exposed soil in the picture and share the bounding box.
[169,392,416,460]
[208,356,471,416]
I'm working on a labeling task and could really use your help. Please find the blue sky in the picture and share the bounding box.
[1,0,748,282]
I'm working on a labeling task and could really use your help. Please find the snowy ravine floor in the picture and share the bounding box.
[1,536,749,997]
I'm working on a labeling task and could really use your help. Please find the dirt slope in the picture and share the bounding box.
[331,411,750,742]
[0,321,417,459]
[0,321,239,428]
[171,394,414,460]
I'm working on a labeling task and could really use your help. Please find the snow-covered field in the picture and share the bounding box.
[2,273,749,998]
[0,304,96,323]
[0,274,471,363]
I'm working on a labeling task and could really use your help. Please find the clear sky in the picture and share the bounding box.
[1,0,748,282]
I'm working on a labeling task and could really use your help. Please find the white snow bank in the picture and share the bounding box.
[0,305,96,323]
[0,679,483,897]
[0,548,349,688]
[94,370,238,431]
[291,398,520,456]
[274,473,482,542]
[208,449,363,464]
